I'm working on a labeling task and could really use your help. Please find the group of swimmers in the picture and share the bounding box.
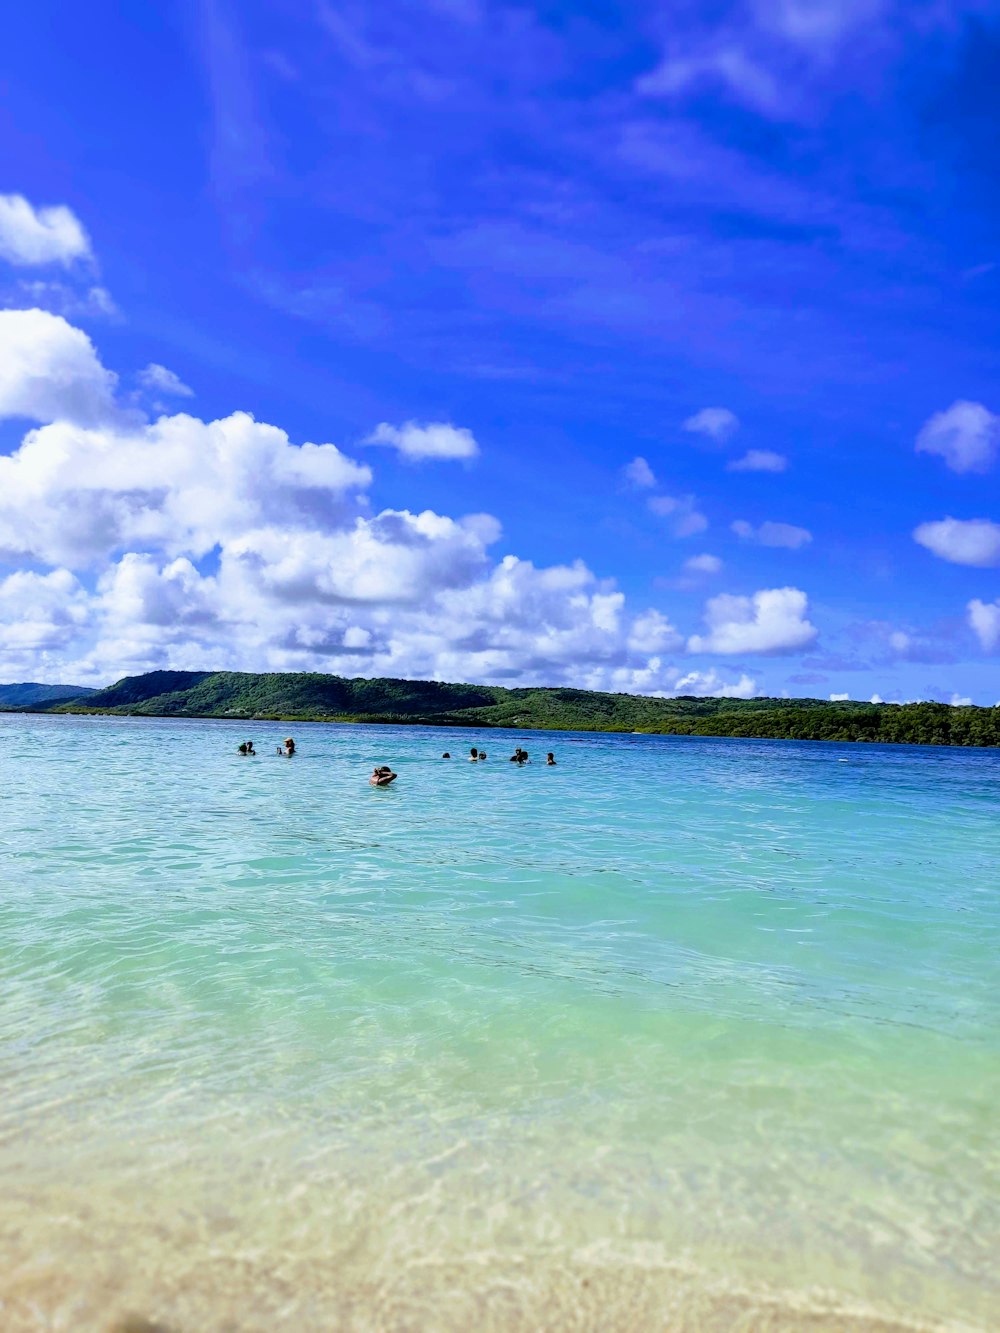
[237,736,555,781]
[442,746,556,765]
[238,738,295,757]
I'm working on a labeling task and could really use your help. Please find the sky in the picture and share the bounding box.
[1,0,999,703]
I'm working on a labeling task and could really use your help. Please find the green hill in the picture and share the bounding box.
[44,669,1000,747]
[0,682,96,708]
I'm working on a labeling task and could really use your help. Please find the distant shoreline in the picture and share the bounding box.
[5,699,1000,751]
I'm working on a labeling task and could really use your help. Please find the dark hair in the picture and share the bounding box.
[442,752,451,758]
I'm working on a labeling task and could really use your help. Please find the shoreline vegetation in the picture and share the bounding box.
[2,668,998,747]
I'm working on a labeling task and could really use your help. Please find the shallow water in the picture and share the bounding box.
[0,714,997,1331]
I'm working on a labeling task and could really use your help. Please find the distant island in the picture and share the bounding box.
[2,668,997,748]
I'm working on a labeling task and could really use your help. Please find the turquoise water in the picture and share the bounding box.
[1,714,997,1331]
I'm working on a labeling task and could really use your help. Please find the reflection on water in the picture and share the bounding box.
[0,715,998,1330]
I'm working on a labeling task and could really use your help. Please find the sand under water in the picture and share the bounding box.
[1,715,997,1330]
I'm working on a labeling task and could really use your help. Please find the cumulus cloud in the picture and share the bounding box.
[672,668,757,698]
[688,587,818,655]
[623,455,656,488]
[0,308,118,425]
[732,518,812,549]
[0,194,92,267]
[682,406,739,442]
[727,449,787,473]
[0,409,372,566]
[0,308,827,694]
[683,553,723,575]
[0,568,89,652]
[913,517,1000,567]
[648,493,708,537]
[916,401,999,474]
[829,692,850,701]
[968,598,1000,651]
[365,419,479,460]
[138,363,193,398]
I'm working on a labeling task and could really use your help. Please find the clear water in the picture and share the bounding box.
[1,713,997,1331]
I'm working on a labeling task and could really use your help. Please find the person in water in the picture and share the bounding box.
[546,752,556,765]
[478,751,487,761]
[238,740,256,755]
[277,737,295,756]
[509,747,529,764]
[442,752,451,759]
[469,747,479,762]
[370,765,398,787]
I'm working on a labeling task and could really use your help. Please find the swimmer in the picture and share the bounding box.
[239,740,256,755]
[509,747,528,764]
[238,742,248,755]
[277,737,295,756]
[478,751,487,761]
[546,752,556,765]
[442,752,451,759]
[469,747,479,762]
[370,765,398,787]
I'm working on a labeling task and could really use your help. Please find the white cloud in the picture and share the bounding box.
[688,587,818,655]
[0,409,372,566]
[0,308,118,425]
[648,493,708,537]
[915,401,999,474]
[623,455,656,488]
[683,553,722,575]
[731,519,812,549]
[727,449,787,473]
[0,568,89,652]
[968,598,1000,651]
[138,363,193,398]
[870,693,883,704]
[365,419,479,461]
[913,517,1000,568]
[829,692,850,701]
[673,669,757,698]
[0,194,92,267]
[949,693,973,707]
[682,406,739,442]
[3,280,118,319]
[627,609,683,654]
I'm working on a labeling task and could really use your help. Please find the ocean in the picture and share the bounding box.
[1,713,997,1331]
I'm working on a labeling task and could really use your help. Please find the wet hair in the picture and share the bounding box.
[442,752,451,758]
[470,747,478,757]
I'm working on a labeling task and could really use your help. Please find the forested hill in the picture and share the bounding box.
[33,668,1000,747]
[0,682,96,707]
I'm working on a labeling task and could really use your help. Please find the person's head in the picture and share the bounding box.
[284,737,295,751]
[547,752,554,761]
[479,751,487,760]
[442,752,451,759]
[470,747,478,757]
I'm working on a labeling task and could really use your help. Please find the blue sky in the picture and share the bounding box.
[1,0,999,701]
